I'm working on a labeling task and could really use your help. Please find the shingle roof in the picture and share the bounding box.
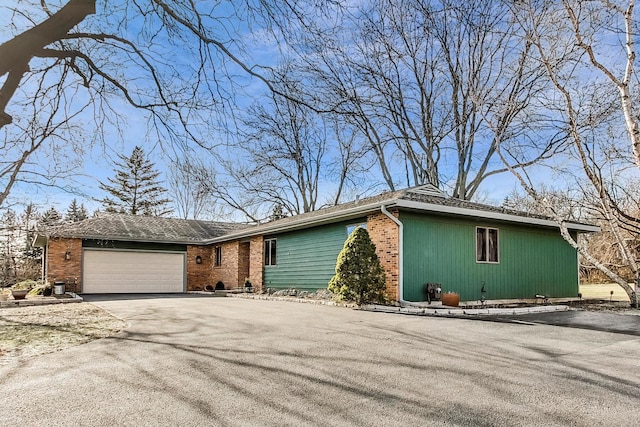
[258,185,553,228]
[44,213,249,244]
[398,188,553,221]
[203,184,598,242]
[40,185,598,246]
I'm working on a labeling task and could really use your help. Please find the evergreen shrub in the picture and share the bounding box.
[328,226,386,305]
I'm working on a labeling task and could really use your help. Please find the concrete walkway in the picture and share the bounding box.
[0,292,82,308]
[362,303,570,317]
[362,302,640,336]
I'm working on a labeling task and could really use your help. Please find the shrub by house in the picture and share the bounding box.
[328,226,386,305]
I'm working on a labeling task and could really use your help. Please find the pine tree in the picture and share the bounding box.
[328,226,387,305]
[38,207,63,229]
[65,199,89,223]
[269,203,287,221]
[99,146,172,216]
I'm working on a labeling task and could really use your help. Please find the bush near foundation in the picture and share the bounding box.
[328,226,386,305]
[12,279,38,290]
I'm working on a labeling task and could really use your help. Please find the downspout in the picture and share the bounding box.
[380,205,411,306]
[41,243,46,285]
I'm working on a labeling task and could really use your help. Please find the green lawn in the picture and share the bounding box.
[579,283,633,302]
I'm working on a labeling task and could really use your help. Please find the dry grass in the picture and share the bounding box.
[0,303,127,365]
[577,283,640,316]
[579,283,634,302]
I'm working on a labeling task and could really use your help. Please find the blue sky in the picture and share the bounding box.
[0,0,583,218]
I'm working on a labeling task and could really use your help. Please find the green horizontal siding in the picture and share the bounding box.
[263,219,366,290]
[401,213,578,302]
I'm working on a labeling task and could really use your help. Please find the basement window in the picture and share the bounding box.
[214,246,222,267]
[476,227,499,263]
[264,238,277,266]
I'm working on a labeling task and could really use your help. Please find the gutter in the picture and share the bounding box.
[380,205,412,306]
[205,197,598,245]
[32,233,214,247]
[203,200,390,244]
[393,199,600,233]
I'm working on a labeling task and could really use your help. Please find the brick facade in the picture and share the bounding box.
[46,237,263,293]
[248,236,264,291]
[186,245,213,291]
[209,240,256,289]
[46,238,83,292]
[210,241,235,289]
[238,242,250,287]
[367,211,400,302]
[44,216,395,297]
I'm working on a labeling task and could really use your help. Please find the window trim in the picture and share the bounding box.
[476,226,499,264]
[264,238,277,266]
[214,246,222,267]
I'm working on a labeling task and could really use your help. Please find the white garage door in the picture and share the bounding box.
[83,250,185,293]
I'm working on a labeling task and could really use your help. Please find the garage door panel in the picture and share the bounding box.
[83,250,185,293]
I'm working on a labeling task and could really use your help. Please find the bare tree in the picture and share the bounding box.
[215,90,324,217]
[0,0,336,207]
[297,0,554,199]
[211,66,365,220]
[1,204,46,285]
[167,156,214,220]
[500,0,640,305]
[324,117,373,205]
[0,62,88,206]
[502,186,588,223]
[0,209,20,285]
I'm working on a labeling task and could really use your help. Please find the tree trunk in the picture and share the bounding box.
[0,0,96,76]
[0,0,96,128]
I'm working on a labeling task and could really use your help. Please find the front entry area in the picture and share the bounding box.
[82,249,185,293]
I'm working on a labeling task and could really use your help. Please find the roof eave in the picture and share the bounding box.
[37,197,599,247]
[33,234,48,248]
[394,199,600,232]
[204,200,392,244]
[45,234,210,245]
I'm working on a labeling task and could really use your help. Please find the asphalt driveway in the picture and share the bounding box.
[482,310,640,336]
[1,296,639,426]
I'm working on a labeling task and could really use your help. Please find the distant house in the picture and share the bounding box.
[34,185,598,303]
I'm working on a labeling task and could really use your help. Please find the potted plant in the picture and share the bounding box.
[11,280,36,300]
[441,291,460,307]
[25,282,53,297]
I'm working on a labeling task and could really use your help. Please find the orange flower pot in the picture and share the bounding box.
[441,292,460,307]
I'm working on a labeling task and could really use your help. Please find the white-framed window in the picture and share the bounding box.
[264,238,277,266]
[476,227,499,263]
[214,246,222,267]
[346,223,367,236]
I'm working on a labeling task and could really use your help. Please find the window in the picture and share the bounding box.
[264,238,277,266]
[346,223,367,236]
[214,246,222,267]
[476,227,499,263]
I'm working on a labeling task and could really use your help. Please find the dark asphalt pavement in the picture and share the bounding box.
[481,310,640,336]
[2,297,639,426]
